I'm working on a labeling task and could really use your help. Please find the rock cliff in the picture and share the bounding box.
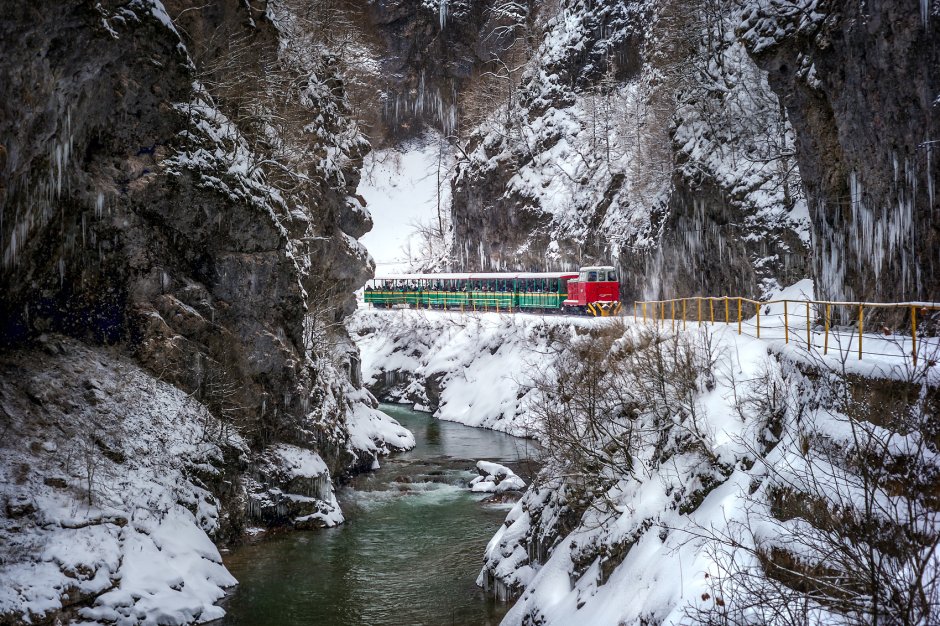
[740,0,940,303]
[0,1,411,623]
[447,0,811,301]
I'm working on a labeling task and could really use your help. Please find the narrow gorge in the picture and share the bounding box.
[2,1,939,625]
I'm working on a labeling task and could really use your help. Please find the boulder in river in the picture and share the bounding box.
[470,461,526,493]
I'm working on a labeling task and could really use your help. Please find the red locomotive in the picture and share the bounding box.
[563,266,622,316]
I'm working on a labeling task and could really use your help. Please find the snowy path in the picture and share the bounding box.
[636,311,940,385]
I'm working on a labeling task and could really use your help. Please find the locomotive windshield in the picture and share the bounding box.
[579,266,617,282]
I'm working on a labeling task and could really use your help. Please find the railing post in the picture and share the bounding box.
[642,302,647,322]
[911,305,918,367]
[661,301,666,328]
[671,300,676,332]
[858,304,864,360]
[806,301,811,350]
[725,297,729,324]
[697,298,703,327]
[682,299,687,330]
[783,300,789,344]
[824,303,829,355]
[634,302,638,322]
[737,298,742,335]
[756,302,761,339]
[710,298,715,325]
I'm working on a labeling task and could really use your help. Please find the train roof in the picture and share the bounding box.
[373,271,580,281]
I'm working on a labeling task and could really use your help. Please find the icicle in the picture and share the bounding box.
[927,141,935,213]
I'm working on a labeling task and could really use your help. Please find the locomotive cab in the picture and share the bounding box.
[563,265,622,316]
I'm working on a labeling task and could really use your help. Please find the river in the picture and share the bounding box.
[218,403,538,626]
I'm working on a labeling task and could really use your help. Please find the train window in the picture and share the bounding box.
[607,270,616,281]
[588,271,598,281]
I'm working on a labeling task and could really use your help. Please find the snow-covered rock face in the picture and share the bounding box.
[740,0,940,303]
[0,0,381,469]
[0,2,414,622]
[0,337,243,625]
[448,0,810,301]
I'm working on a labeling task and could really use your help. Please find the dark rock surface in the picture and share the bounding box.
[0,0,371,464]
[349,0,516,144]
[740,1,940,303]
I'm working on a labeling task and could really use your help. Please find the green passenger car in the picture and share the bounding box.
[363,272,579,312]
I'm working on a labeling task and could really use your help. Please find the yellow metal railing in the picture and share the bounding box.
[634,296,940,364]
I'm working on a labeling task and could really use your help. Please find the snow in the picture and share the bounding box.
[272,444,329,479]
[0,338,246,625]
[345,387,417,461]
[470,461,526,493]
[358,132,452,273]
[349,308,612,436]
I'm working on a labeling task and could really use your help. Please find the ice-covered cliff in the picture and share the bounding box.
[739,0,940,303]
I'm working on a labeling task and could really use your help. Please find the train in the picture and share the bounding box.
[363,265,622,316]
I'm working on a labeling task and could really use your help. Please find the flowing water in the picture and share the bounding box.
[219,404,538,626]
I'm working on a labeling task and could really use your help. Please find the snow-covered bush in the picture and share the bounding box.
[478,316,940,625]
[529,322,729,504]
[693,352,940,625]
